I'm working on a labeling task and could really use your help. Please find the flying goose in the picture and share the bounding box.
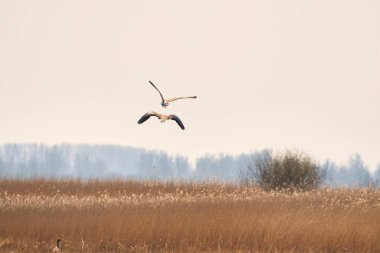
[52,239,61,252]
[137,111,185,130]
[149,80,197,108]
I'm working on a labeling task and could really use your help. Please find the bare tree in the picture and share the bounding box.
[240,149,326,191]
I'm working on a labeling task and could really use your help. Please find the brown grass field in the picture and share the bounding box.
[0,179,379,252]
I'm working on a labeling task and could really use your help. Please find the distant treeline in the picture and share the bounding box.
[0,144,379,187]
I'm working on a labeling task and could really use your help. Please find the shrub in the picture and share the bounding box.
[240,150,325,191]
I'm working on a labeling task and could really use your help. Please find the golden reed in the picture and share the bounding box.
[0,179,379,252]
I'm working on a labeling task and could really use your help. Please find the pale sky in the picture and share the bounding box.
[0,1,379,170]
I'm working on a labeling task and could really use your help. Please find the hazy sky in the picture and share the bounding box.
[1,1,379,170]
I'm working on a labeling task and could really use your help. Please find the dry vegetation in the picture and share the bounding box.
[0,179,380,252]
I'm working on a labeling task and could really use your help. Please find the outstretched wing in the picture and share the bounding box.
[169,114,185,130]
[137,111,159,124]
[165,96,197,103]
[149,80,165,103]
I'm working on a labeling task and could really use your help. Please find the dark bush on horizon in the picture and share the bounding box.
[240,150,326,191]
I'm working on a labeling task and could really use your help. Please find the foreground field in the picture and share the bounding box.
[0,180,380,252]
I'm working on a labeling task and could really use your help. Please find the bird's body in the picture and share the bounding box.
[137,111,185,130]
[149,80,197,107]
[52,239,61,252]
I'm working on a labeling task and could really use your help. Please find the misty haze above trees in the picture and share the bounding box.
[0,144,379,187]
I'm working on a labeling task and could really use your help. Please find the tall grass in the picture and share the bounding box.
[0,179,379,252]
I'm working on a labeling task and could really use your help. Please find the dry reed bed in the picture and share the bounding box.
[0,180,380,252]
